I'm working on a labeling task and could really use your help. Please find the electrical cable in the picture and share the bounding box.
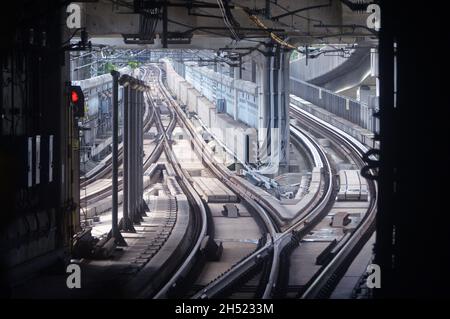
[217,0,240,41]
[62,28,82,45]
[247,13,298,51]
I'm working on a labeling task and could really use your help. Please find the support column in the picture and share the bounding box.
[141,92,147,214]
[129,87,137,224]
[132,88,143,224]
[136,91,141,216]
[119,85,135,232]
[110,71,126,246]
[127,86,133,225]
[138,91,146,217]
[255,51,270,168]
[371,47,380,133]
[269,46,278,171]
[233,63,239,121]
[279,49,291,172]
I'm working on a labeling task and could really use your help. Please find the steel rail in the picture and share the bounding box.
[156,63,335,299]
[152,65,208,299]
[153,65,281,299]
[290,104,378,299]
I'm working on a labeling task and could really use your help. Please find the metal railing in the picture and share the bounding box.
[290,77,378,132]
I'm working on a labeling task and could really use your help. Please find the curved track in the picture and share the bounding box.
[290,103,378,299]
[80,63,377,299]
[153,63,336,299]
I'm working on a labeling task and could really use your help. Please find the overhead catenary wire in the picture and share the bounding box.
[247,13,298,51]
[216,0,240,41]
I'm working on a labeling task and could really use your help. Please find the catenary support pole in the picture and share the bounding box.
[137,91,143,216]
[119,85,135,232]
[110,71,127,246]
[136,89,144,221]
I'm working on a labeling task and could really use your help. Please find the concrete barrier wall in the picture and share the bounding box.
[164,60,258,166]
[197,96,216,128]
[179,81,192,105]
[290,95,378,149]
[187,88,200,113]
[184,62,259,128]
[176,78,184,100]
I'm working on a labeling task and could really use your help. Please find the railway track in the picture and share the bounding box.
[159,62,378,299]
[153,63,338,299]
[78,66,194,298]
[146,65,209,298]
[111,65,196,298]
[289,103,378,299]
[150,65,277,298]
[80,63,377,299]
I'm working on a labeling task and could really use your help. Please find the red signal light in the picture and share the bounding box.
[71,90,79,103]
[69,85,85,118]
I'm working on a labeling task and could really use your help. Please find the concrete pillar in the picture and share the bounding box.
[269,47,278,169]
[371,47,380,133]
[255,51,270,168]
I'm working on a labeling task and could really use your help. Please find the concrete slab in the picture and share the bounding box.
[289,242,331,286]
[330,233,375,299]
[195,241,258,286]
[213,217,261,241]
